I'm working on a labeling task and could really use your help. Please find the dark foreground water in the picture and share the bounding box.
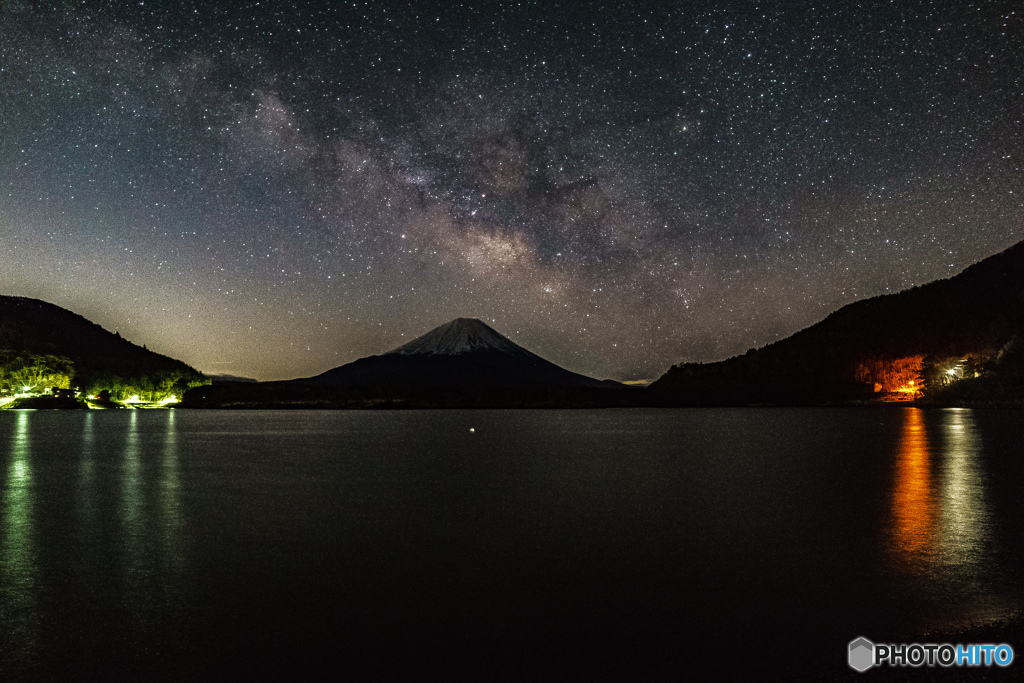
[2,408,1023,680]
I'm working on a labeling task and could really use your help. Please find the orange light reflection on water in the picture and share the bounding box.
[892,408,936,559]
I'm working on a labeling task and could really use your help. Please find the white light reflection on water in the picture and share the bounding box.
[1,411,39,665]
[935,408,1004,622]
[938,410,989,565]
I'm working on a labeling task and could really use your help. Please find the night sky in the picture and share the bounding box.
[2,1,1021,381]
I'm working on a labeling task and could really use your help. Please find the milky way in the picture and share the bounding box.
[1,1,1021,380]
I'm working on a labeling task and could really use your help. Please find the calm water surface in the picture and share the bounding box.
[1,408,1023,679]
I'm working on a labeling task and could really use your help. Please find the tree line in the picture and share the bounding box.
[0,350,208,401]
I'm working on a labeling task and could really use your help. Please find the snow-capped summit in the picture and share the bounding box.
[389,318,533,357]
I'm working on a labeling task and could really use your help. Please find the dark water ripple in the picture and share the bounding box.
[1,408,1023,679]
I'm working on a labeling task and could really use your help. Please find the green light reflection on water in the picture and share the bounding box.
[1,411,40,664]
[74,411,100,588]
[161,410,184,574]
[118,410,187,626]
[121,409,143,606]
[78,411,96,520]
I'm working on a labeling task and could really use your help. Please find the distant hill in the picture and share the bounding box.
[185,318,626,408]
[210,374,259,384]
[0,295,207,399]
[649,240,1024,405]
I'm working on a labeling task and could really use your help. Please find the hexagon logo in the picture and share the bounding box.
[849,637,875,672]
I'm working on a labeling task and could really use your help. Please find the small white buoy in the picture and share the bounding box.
[469,428,475,433]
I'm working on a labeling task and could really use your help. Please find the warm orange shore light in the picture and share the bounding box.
[895,379,919,397]
[857,355,925,401]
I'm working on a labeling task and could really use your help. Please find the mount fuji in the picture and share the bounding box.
[296,318,619,398]
[184,318,625,408]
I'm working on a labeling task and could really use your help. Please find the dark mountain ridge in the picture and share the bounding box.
[0,294,206,397]
[186,318,625,408]
[649,240,1024,405]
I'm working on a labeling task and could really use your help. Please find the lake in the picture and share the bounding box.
[2,408,1023,679]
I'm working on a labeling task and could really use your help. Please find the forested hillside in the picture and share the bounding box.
[0,295,207,400]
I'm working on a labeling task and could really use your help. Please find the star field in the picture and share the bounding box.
[1,1,1021,380]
